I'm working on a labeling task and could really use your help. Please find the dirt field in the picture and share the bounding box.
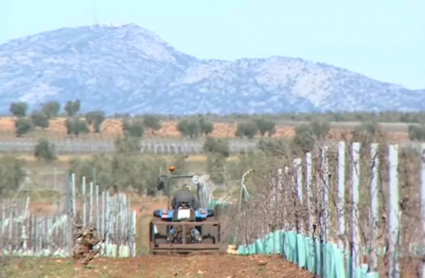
[2,254,314,278]
[0,117,285,138]
[0,117,410,141]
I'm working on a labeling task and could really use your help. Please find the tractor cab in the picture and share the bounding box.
[149,165,222,254]
[153,166,214,221]
[156,166,195,207]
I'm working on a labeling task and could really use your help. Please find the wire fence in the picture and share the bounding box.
[0,136,420,155]
[0,174,137,258]
[236,141,425,277]
[0,138,257,154]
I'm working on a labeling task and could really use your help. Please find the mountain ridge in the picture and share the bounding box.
[0,23,423,115]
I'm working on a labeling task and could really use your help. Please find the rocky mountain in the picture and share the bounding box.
[0,23,423,115]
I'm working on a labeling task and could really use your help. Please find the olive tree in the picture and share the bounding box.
[41,101,61,119]
[15,117,33,137]
[199,117,214,136]
[9,102,28,117]
[34,139,57,161]
[64,100,81,117]
[0,156,26,196]
[143,115,162,134]
[31,110,50,129]
[85,111,106,133]
[253,118,276,137]
[122,118,144,138]
[65,118,89,137]
[177,119,200,138]
[292,121,330,152]
[235,122,258,139]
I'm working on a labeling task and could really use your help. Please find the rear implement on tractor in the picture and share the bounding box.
[149,166,222,255]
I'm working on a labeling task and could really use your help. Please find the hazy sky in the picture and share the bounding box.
[1,0,424,89]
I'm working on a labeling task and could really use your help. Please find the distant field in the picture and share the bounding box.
[0,117,411,141]
[0,117,294,139]
[17,153,211,163]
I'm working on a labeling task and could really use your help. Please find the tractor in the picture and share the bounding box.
[149,166,222,254]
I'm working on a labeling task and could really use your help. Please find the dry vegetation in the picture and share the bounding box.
[235,140,424,277]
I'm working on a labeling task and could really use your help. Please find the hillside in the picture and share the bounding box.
[0,23,423,115]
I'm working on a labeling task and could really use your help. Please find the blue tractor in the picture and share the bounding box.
[149,166,222,254]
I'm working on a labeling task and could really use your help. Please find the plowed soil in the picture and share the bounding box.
[4,255,314,278]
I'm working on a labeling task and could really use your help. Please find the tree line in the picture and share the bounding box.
[111,111,425,124]
[6,100,276,139]
[9,100,106,137]
[6,100,425,142]
[8,100,160,138]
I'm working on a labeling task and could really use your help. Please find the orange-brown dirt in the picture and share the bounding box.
[71,254,314,278]
[0,117,410,141]
[7,254,315,278]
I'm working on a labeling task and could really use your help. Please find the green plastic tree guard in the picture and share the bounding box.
[297,233,307,268]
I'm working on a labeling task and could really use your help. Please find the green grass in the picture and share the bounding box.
[1,257,75,278]
[0,257,148,278]
[0,188,64,200]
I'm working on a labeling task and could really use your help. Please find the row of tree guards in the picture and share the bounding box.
[0,174,137,257]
